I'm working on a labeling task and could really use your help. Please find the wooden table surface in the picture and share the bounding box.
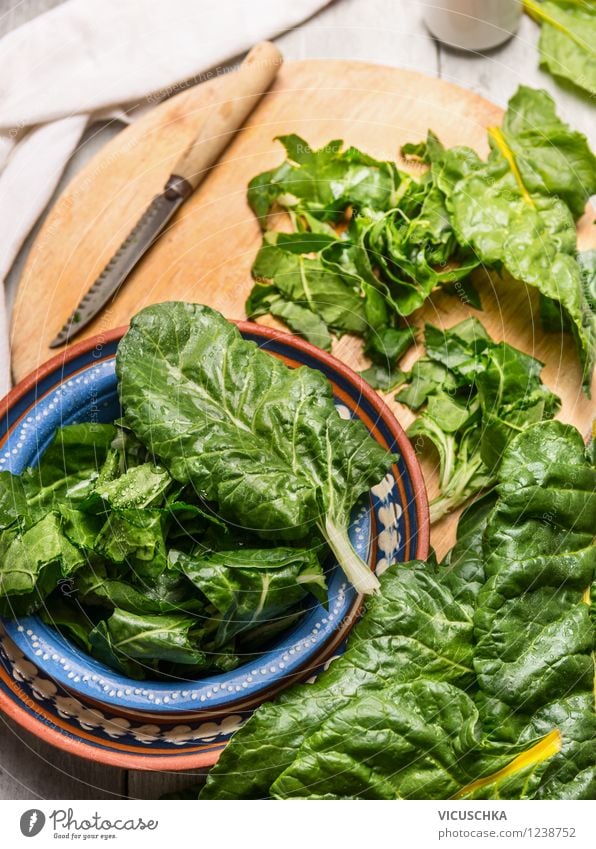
[0,0,593,800]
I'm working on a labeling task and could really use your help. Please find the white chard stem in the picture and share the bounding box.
[322,517,381,595]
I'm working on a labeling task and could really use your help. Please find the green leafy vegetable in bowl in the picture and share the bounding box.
[0,419,325,678]
[116,302,391,595]
[244,86,595,394]
[0,303,396,677]
[396,317,561,521]
[198,420,595,800]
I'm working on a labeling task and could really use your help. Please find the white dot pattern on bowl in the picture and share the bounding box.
[0,629,246,745]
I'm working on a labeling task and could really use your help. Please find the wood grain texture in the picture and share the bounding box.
[127,768,207,800]
[11,58,595,562]
[0,715,125,799]
[12,59,507,378]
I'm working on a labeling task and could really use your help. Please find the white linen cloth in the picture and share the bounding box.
[0,0,333,394]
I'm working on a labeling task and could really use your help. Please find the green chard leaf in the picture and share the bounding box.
[249,232,368,339]
[270,680,557,799]
[524,0,596,97]
[578,249,596,313]
[476,342,561,471]
[200,421,594,801]
[92,462,172,509]
[0,512,86,615]
[473,421,596,799]
[93,508,168,582]
[0,472,28,530]
[200,558,478,799]
[245,135,477,360]
[364,325,416,365]
[360,326,415,391]
[40,596,94,653]
[75,561,202,616]
[424,87,595,391]
[247,135,407,224]
[397,319,560,521]
[256,292,334,352]
[362,202,479,317]
[359,363,406,392]
[498,86,596,219]
[116,302,392,594]
[22,423,116,519]
[171,545,327,646]
[88,608,207,678]
[56,503,103,551]
[442,492,497,607]
[236,609,305,650]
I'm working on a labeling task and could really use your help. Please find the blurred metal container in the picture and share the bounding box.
[424,0,522,51]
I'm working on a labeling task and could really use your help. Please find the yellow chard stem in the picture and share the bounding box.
[523,0,567,27]
[522,0,596,58]
[488,126,535,207]
[583,577,595,713]
[453,729,562,799]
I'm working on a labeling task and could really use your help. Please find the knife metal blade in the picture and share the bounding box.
[49,176,192,348]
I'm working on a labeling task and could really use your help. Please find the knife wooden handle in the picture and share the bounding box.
[170,41,282,191]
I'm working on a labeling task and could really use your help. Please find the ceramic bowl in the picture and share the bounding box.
[0,323,429,765]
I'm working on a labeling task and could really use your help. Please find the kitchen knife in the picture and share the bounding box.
[49,40,282,348]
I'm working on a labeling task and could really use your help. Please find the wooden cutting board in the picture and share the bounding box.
[11,60,595,556]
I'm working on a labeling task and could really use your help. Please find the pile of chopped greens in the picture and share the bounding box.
[396,317,561,521]
[0,303,394,678]
[196,420,596,800]
[245,86,595,394]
